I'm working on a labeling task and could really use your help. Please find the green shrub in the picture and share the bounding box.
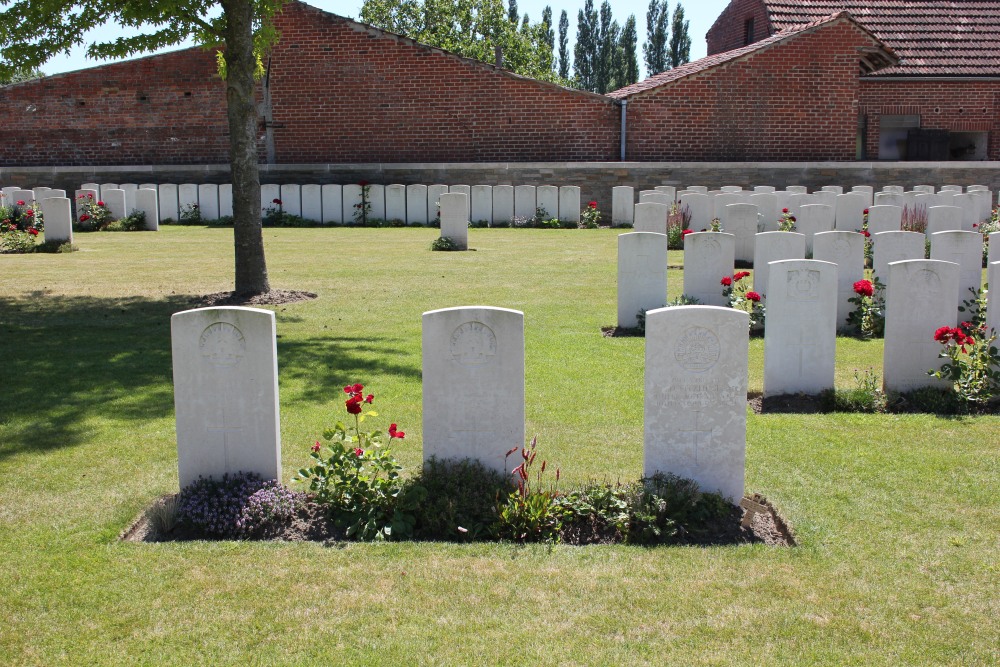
[625,473,733,545]
[102,211,146,232]
[408,457,508,541]
[431,236,460,251]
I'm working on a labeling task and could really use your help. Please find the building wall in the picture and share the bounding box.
[0,48,235,166]
[706,0,771,55]
[265,3,620,163]
[623,19,876,161]
[859,79,1000,160]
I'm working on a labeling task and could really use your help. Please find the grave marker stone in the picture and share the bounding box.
[835,192,868,231]
[40,197,73,244]
[872,231,927,287]
[988,261,1000,338]
[654,185,677,200]
[867,205,902,234]
[99,183,119,200]
[633,202,669,234]
[618,232,668,329]
[171,307,281,489]
[219,184,234,219]
[927,206,963,236]
[260,184,280,217]
[753,232,806,297]
[515,185,537,222]
[322,184,343,224]
[930,230,983,319]
[449,185,471,221]
[493,185,515,225]
[821,185,844,194]
[471,185,493,224]
[683,232,735,306]
[612,186,635,226]
[198,184,220,220]
[536,185,559,221]
[749,193,777,232]
[385,184,407,223]
[179,183,198,218]
[103,188,127,220]
[752,185,776,193]
[787,186,808,194]
[679,192,711,231]
[644,305,749,501]
[406,184,429,225]
[301,184,323,222]
[797,204,835,254]
[722,203,758,262]
[851,185,874,207]
[343,184,363,223]
[119,183,138,212]
[368,184,386,221]
[427,185,448,222]
[559,186,581,223]
[952,193,978,230]
[422,306,524,475]
[134,188,159,230]
[686,185,708,194]
[439,193,469,250]
[280,184,302,218]
[813,231,865,330]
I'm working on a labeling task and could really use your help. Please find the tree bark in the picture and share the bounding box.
[222,0,270,296]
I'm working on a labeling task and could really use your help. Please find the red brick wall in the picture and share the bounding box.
[0,48,235,166]
[859,79,1000,159]
[624,19,875,161]
[706,0,771,55]
[266,2,620,163]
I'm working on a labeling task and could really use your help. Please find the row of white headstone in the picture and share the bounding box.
[613,184,995,232]
[79,182,583,227]
[171,305,750,503]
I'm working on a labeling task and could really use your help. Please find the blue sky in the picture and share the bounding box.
[40,0,728,80]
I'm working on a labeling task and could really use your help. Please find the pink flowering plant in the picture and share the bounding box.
[721,271,765,331]
[667,202,691,249]
[929,322,1000,404]
[495,437,562,543]
[295,383,424,540]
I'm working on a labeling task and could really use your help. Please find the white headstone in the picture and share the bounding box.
[139,183,157,192]
[764,260,838,396]
[470,185,492,224]
[301,184,323,222]
[683,232,735,306]
[219,184,234,218]
[75,189,98,220]
[883,260,960,392]
[30,186,50,200]
[821,185,844,194]
[812,191,837,211]
[487,185,511,226]
[644,305,749,501]
[559,186,581,223]
[686,185,709,194]
[749,193,778,232]
[813,231,865,331]
[12,189,34,204]
[103,188,127,220]
[385,184,407,223]
[198,184,220,220]
[988,261,1000,338]
[171,307,281,489]
[322,184,343,224]
[989,232,1000,268]
[449,185,470,222]
[712,193,742,220]
[514,185,537,222]
[439,193,469,250]
[342,184,362,223]
[179,183,198,218]
[119,183,138,212]
[786,186,808,194]
[612,186,635,226]
[930,230,984,315]
[786,193,814,219]
[654,185,677,200]
[875,192,905,209]
[797,204,835,255]
[679,192,711,231]
[422,306,525,475]
[872,231,926,286]
[720,186,743,193]
[81,182,100,193]
[867,205,902,234]
[280,184,302,218]
[134,188,160,231]
[618,232,668,328]
[427,185,448,223]
[99,183,119,200]
[721,203,758,262]
[951,193,978,230]
[2,186,21,201]
[536,185,559,221]
[835,192,868,231]
[368,184,386,221]
[640,193,674,208]
[406,184,429,225]
[260,183,280,218]
[753,232,806,297]
[939,185,963,193]
[40,197,73,244]
[927,205,963,236]
[970,189,992,224]
[913,185,935,194]
[752,185,776,193]
[633,202,669,234]
[882,185,904,194]
[851,185,874,207]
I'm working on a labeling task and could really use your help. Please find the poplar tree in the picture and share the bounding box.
[594,1,618,94]
[669,2,691,68]
[573,0,598,91]
[558,10,570,79]
[619,15,639,88]
[0,0,284,296]
[643,0,669,75]
[508,0,518,24]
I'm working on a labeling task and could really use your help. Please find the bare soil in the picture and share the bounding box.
[196,290,318,307]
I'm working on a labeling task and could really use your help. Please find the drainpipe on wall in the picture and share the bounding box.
[619,99,628,161]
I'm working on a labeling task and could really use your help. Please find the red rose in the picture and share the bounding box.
[853,279,874,297]
[352,383,363,393]
[16,200,25,206]
[781,208,789,213]
[681,229,693,236]
[389,423,405,439]
[721,276,732,286]
[746,291,761,302]
[28,228,38,236]
[933,326,953,343]
[273,198,282,205]
[354,448,364,457]
[311,441,321,453]
[87,193,93,198]
[359,180,370,187]
[79,214,91,222]
[97,201,105,207]
[346,397,363,414]
[861,230,870,237]
[24,209,33,217]
[734,271,750,281]
[863,208,869,214]
[365,394,374,403]
[588,201,597,208]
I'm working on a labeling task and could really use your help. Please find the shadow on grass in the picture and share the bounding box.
[0,294,420,462]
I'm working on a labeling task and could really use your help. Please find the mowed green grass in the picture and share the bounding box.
[0,226,997,666]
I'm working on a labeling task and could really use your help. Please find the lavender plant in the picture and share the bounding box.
[177,472,304,539]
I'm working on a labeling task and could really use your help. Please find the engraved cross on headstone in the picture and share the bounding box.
[206,405,243,471]
[788,328,820,376]
[676,411,713,466]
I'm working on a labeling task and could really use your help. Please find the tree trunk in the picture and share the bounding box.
[222,0,270,296]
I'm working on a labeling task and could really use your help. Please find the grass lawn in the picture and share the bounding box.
[0,226,997,665]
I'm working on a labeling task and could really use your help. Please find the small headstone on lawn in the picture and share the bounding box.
[536,185,559,221]
[301,184,323,222]
[515,185,537,222]
[219,183,235,219]
[883,260,960,392]
[618,232,668,329]
[427,185,448,222]
[851,185,874,207]
[612,186,635,226]
[405,184,428,225]
[867,205,902,234]
[119,183,138,212]
[471,185,493,225]
[134,188,160,230]
[99,183,119,200]
[753,231,805,297]
[259,183,280,218]
[683,232,735,307]
[644,305,749,502]
[763,259,838,396]
[422,306,525,475]
[813,231,865,331]
[171,306,281,490]
[752,185,776,193]
[988,261,1000,338]
[640,192,674,207]
[342,184,363,223]
[103,188,127,220]
[179,183,199,217]
[493,185,515,225]
[951,193,978,230]
[872,231,925,287]
[989,231,999,267]
[322,184,343,224]
[678,192,711,231]
[835,192,867,231]
[40,197,73,244]
[385,184,407,224]
[198,184,220,220]
[559,186,581,223]
[821,185,844,195]
[686,185,709,193]
[633,202,669,234]
[913,185,935,194]
[721,186,743,193]
[749,193,778,232]
[721,203,758,262]
[439,193,469,250]
[930,230,984,319]
[279,184,302,218]
[654,185,677,200]
[796,204,834,255]
[449,185,471,221]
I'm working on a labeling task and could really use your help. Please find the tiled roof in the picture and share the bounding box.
[610,12,873,98]
[764,1,1000,76]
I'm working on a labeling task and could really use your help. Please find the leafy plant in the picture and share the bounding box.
[929,323,1000,404]
[0,198,41,253]
[407,457,508,541]
[666,202,690,249]
[826,368,887,412]
[495,437,562,543]
[296,383,424,541]
[555,481,631,544]
[179,203,203,225]
[957,287,987,330]
[531,205,553,228]
[177,472,304,539]
[580,200,602,228]
[901,204,928,234]
[777,207,796,232]
[846,277,885,338]
[721,271,764,331]
[103,211,146,232]
[431,236,460,251]
[353,181,372,226]
[75,193,112,231]
[625,473,733,545]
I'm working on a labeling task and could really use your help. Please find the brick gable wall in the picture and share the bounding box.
[0,48,236,166]
[265,3,619,163]
[623,19,875,161]
[706,0,771,55]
